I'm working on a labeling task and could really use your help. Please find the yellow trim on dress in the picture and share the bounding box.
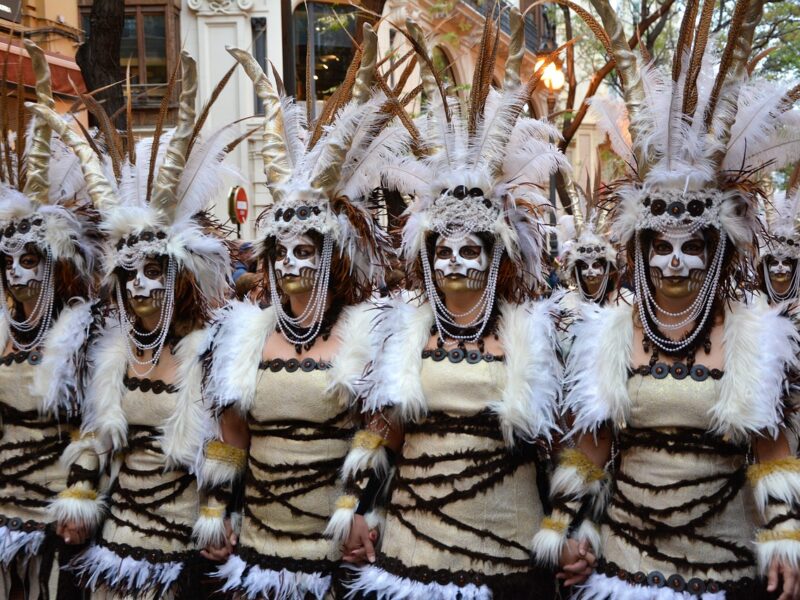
[353,430,387,451]
[59,487,98,501]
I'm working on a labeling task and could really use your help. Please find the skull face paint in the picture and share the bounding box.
[576,259,608,298]
[433,234,490,293]
[126,257,166,319]
[648,232,708,299]
[4,247,44,304]
[766,255,796,296]
[274,234,319,295]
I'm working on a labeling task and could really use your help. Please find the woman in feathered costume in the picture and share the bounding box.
[201,24,396,600]
[759,167,800,307]
[30,51,240,599]
[0,41,105,599]
[339,11,567,599]
[531,0,800,598]
[557,179,620,307]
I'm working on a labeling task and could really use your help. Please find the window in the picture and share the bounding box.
[81,2,179,109]
[292,3,358,114]
[251,17,267,115]
[421,46,459,105]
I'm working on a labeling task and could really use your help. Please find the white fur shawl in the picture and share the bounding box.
[32,299,98,418]
[81,317,213,470]
[363,298,563,447]
[205,300,379,414]
[564,300,800,442]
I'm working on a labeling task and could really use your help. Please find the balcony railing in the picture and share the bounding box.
[461,0,557,53]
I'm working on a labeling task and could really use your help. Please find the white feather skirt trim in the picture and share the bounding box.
[214,554,331,600]
[0,526,46,567]
[70,544,185,594]
[344,564,492,600]
[575,572,726,600]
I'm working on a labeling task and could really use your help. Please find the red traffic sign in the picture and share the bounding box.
[228,186,249,224]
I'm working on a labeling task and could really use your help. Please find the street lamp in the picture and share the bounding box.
[534,59,565,259]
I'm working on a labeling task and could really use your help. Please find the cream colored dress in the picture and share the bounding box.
[586,373,762,599]
[74,381,199,600]
[0,358,70,600]
[368,358,550,599]
[217,362,353,599]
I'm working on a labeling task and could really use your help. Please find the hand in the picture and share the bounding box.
[56,520,90,545]
[200,520,238,562]
[767,558,800,600]
[342,514,378,564]
[556,538,596,587]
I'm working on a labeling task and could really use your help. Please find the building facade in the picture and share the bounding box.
[0,0,86,128]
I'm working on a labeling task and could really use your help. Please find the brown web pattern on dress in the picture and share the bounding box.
[244,408,354,542]
[607,427,754,573]
[385,409,539,569]
[106,425,194,545]
[0,400,70,518]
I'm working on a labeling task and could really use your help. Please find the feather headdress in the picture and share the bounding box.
[0,40,101,279]
[384,9,569,287]
[761,178,800,262]
[29,51,238,305]
[228,23,394,288]
[557,172,617,283]
[583,0,800,250]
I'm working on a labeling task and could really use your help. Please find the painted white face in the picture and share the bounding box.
[274,234,319,295]
[768,256,794,277]
[649,232,707,278]
[649,232,708,297]
[5,248,44,288]
[433,234,490,293]
[126,258,166,299]
[578,259,606,280]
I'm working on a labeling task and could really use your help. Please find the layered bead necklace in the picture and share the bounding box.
[634,230,726,354]
[575,262,610,303]
[116,256,177,377]
[420,240,503,344]
[763,260,800,303]
[268,233,334,348]
[0,250,55,352]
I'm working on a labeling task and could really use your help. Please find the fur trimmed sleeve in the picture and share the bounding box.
[32,299,100,418]
[492,298,563,447]
[711,301,800,442]
[160,328,215,471]
[81,317,129,456]
[562,302,634,436]
[326,302,382,409]
[360,299,433,423]
[203,301,276,414]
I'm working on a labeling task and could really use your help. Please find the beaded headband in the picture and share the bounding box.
[0,216,48,255]
[428,186,500,241]
[113,229,170,270]
[635,189,724,237]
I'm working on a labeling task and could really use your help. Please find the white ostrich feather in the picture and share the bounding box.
[588,96,634,167]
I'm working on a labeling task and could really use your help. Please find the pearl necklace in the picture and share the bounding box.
[117,257,177,377]
[0,251,55,352]
[635,231,726,354]
[764,261,800,303]
[269,233,334,346]
[575,263,610,303]
[421,242,503,343]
